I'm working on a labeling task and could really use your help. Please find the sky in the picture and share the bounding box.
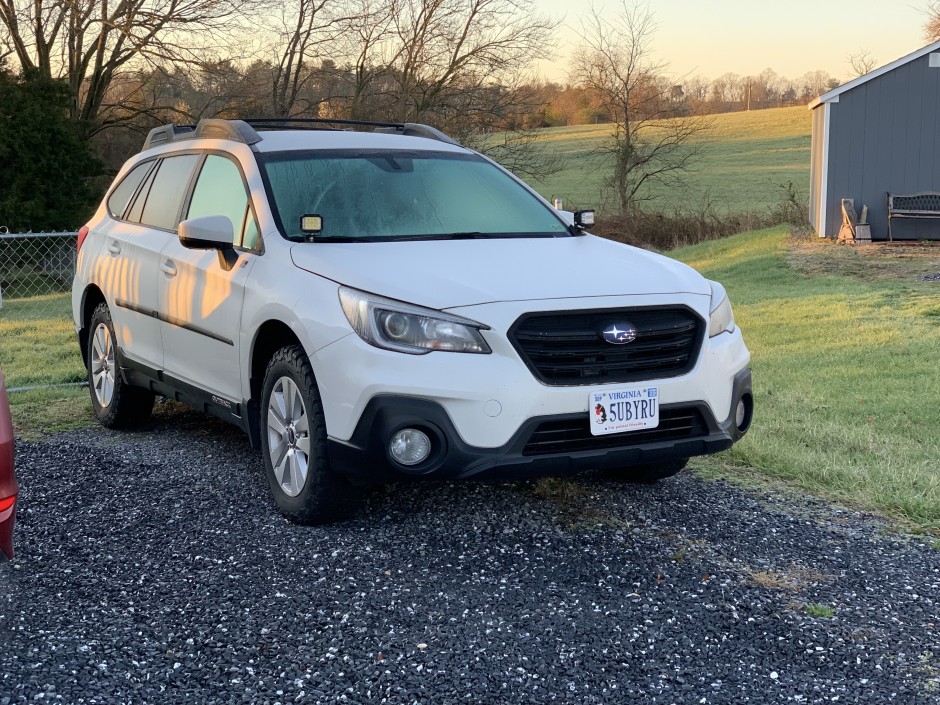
[533,0,932,83]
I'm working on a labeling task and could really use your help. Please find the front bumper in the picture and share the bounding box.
[329,368,752,482]
[313,293,751,449]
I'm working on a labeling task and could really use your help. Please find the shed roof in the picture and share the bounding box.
[808,39,940,110]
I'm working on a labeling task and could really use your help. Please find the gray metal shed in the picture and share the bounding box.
[809,40,940,240]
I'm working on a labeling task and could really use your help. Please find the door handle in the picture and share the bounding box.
[160,260,178,277]
[107,242,121,255]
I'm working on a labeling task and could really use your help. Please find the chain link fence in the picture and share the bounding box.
[0,230,77,307]
[0,230,84,388]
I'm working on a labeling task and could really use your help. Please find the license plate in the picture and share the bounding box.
[589,386,660,436]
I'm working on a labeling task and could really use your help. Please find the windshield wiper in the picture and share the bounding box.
[311,232,488,243]
[386,232,558,241]
[308,232,554,243]
[385,232,487,241]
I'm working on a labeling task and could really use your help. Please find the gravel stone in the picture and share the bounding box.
[1,408,938,703]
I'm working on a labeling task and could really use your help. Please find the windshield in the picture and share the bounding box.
[259,150,570,241]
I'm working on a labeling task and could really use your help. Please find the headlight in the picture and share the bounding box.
[708,281,735,337]
[338,287,491,354]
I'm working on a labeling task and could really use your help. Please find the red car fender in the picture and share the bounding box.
[0,368,18,559]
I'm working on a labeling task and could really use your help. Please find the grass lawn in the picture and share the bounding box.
[676,227,940,532]
[0,294,91,437]
[0,294,84,387]
[528,106,812,216]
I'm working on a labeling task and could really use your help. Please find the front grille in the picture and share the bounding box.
[523,407,709,456]
[510,307,704,386]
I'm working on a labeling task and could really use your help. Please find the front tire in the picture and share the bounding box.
[86,303,154,428]
[260,345,360,525]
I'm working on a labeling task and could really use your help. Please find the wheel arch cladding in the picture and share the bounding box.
[247,320,305,449]
[79,285,107,366]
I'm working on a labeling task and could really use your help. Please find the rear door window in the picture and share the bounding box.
[107,161,155,219]
[138,154,200,231]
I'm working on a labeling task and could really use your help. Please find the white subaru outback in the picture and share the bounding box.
[72,118,753,524]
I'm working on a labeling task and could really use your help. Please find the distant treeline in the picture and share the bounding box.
[540,69,840,127]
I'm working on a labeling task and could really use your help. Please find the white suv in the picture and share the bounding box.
[72,118,753,524]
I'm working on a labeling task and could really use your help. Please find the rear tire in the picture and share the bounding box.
[618,457,689,484]
[260,345,361,525]
[86,303,154,428]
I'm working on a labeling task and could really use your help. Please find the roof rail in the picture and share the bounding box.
[374,123,460,146]
[141,119,262,152]
[243,117,404,130]
[141,117,458,152]
[142,124,194,151]
[193,119,262,145]
[242,117,460,145]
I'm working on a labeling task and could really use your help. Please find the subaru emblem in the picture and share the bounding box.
[601,323,637,345]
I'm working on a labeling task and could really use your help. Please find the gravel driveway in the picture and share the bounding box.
[2,406,938,704]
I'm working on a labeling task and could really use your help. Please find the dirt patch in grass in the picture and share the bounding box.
[747,565,831,592]
[787,233,940,283]
[528,477,631,530]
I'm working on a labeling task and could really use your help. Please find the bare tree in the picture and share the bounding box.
[572,1,708,214]
[441,77,563,180]
[0,0,260,124]
[847,48,877,78]
[798,70,837,101]
[754,68,783,107]
[926,1,940,41]
[333,0,398,120]
[386,0,556,121]
[682,75,710,113]
[709,72,744,107]
[268,0,364,117]
[321,0,560,179]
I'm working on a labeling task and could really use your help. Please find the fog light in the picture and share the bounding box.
[735,399,747,429]
[389,428,431,466]
[734,394,753,434]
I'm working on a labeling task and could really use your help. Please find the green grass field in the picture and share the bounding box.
[529,106,812,215]
[0,295,84,387]
[0,294,91,438]
[677,228,940,531]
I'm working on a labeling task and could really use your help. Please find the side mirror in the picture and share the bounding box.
[178,215,234,251]
[573,210,595,231]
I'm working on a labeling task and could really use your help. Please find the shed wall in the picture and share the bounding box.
[824,53,940,239]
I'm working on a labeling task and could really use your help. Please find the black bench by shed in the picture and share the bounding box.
[886,192,940,241]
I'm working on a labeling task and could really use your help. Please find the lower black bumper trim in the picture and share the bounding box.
[329,367,751,482]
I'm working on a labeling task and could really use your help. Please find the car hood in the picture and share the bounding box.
[290,235,710,310]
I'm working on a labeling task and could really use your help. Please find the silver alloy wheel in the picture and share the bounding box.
[267,376,311,497]
[91,323,116,408]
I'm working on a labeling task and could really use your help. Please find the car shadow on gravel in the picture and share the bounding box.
[2,408,939,704]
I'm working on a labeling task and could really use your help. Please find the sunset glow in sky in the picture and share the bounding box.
[534,0,932,83]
